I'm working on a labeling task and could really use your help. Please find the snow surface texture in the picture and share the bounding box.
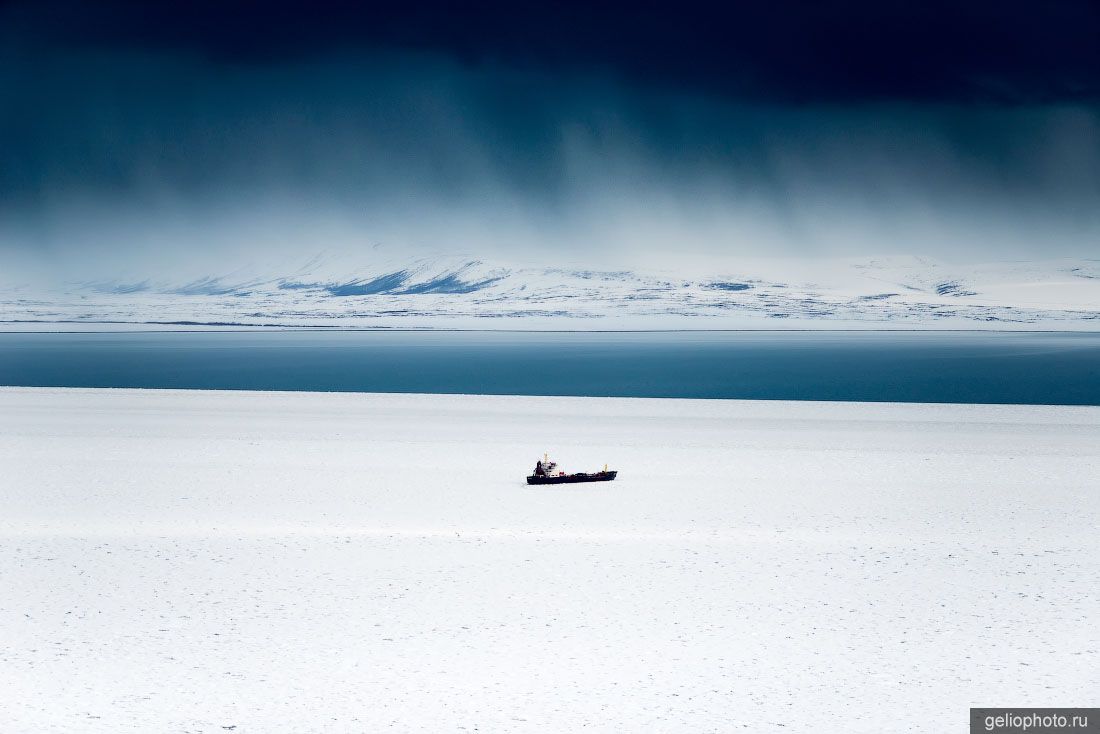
[2,387,1098,732]
[2,253,1099,330]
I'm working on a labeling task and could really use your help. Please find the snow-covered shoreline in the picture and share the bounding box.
[2,387,1098,731]
[4,254,1099,331]
[4,320,1100,333]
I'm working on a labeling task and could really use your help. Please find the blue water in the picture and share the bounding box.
[1,331,1098,405]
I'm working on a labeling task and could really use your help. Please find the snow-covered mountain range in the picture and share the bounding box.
[2,253,1098,329]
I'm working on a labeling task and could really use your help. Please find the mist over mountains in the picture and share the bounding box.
[2,1,1098,320]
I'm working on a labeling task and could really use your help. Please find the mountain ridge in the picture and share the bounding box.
[2,254,1098,330]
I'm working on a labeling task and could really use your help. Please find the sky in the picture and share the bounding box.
[2,0,1098,279]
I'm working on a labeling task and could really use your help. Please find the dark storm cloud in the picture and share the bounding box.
[7,0,1100,104]
[1,0,1098,270]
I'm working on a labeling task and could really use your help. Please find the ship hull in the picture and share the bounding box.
[526,470,617,485]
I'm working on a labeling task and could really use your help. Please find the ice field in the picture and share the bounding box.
[2,387,1098,732]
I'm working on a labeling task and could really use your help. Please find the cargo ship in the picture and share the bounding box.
[527,455,617,485]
